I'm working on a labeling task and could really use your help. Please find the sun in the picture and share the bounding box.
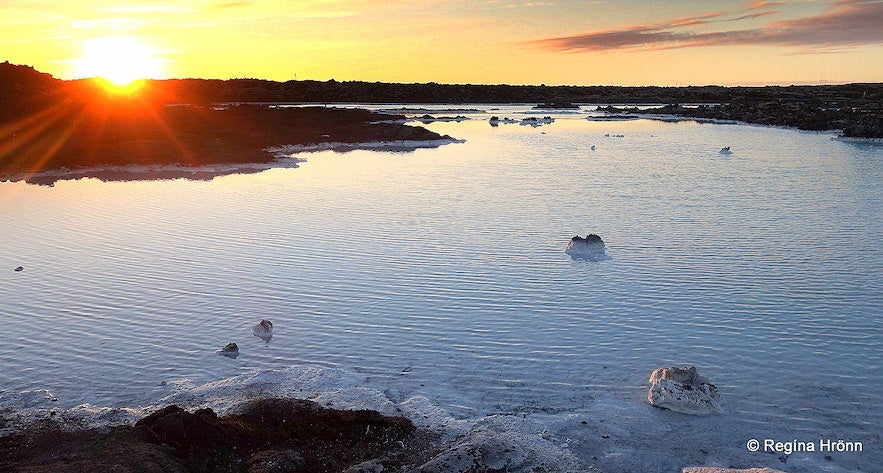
[72,36,165,93]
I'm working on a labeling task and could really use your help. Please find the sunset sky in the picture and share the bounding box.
[3,0,882,86]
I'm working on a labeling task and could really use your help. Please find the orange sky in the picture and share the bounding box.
[3,0,882,86]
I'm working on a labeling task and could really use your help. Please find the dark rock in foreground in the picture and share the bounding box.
[0,398,420,473]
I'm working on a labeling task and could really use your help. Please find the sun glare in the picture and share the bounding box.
[73,37,164,92]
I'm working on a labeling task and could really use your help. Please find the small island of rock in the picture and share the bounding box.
[565,234,608,260]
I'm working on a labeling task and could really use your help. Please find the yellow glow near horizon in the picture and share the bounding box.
[2,1,881,86]
[72,37,164,90]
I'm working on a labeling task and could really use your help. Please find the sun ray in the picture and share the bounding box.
[0,103,81,180]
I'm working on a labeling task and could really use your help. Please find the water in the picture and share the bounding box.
[1,106,881,472]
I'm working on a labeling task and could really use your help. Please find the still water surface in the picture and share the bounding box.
[1,105,880,469]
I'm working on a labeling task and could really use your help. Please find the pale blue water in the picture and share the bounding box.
[1,106,880,471]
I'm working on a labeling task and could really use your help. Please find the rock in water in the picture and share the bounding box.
[253,319,273,342]
[564,234,608,260]
[14,266,23,272]
[648,366,724,415]
[218,342,239,358]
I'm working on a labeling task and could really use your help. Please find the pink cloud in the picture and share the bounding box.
[748,0,782,10]
[533,0,883,52]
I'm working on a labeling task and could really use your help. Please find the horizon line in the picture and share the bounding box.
[5,60,881,89]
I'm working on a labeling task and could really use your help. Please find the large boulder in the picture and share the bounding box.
[134,405,232,455]
[648,366,724,415]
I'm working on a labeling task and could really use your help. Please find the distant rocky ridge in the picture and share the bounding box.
[599,102,883,138]
[0,62,883,137]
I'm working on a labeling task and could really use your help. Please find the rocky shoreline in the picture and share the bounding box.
[0,368,803,473]
[0,102,456,184]
[0,398,442,473]
[0,62,464,183]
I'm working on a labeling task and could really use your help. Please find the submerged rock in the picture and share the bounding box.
[253,319,273,342]
[648,366,724,415]
[565,234,608,260]
[415,431,529,473]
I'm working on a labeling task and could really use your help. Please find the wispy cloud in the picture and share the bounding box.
[533,0,883,53]
[748,0,782,10]
[729,11,779,21]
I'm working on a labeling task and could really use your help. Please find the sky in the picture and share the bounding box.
[2,0,882,86]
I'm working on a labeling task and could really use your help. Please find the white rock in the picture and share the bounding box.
[565,234,608,261]
[253,319,273,342]
[648,366,724,415]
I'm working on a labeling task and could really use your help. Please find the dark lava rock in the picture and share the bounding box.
[248,449,305,473]
[0,426,182,473]
[135,405,227,452]
[0,397,418,473]
[230,398,415,471]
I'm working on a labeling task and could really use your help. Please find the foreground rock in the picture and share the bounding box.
[648,366,724,415]
[0,398,419,473]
